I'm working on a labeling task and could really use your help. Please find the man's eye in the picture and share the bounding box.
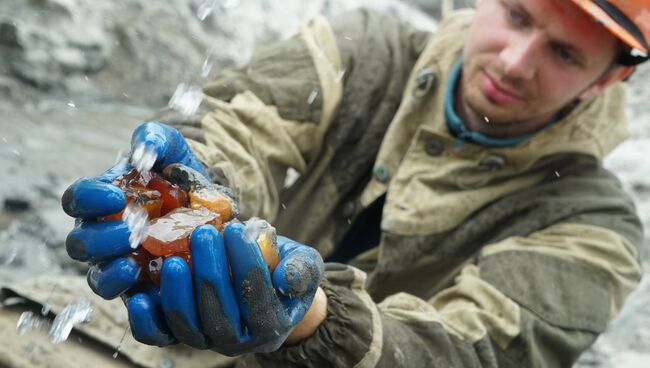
[554,46,576,65]
[508,8,524,24]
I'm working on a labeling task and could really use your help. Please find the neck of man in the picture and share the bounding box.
[454,76,558,139]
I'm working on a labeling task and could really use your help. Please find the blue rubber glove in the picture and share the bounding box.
[62,121,209,299]
[125,223,325,355]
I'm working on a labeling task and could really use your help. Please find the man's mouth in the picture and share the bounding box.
[480,71,523,105]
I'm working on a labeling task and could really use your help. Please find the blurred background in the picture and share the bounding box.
[0,0,647,367]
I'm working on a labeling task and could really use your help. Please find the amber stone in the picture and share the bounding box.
[256,231,279,272]
[103,170,163,221]
[141,207,221,257]
[189,188,233,221]
[147,176,189,216]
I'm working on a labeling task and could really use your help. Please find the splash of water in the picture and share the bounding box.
[123,203,149,250]
[113,326,130,359]
[17,311,51,335]
[243,217,276,244]
[168,83,204,116]
[221,0,241,10]
[49,299,94,344]
[197,0,218,20]
[307,88,319,105]
[130,143,157,173]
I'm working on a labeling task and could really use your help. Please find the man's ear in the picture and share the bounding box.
[578,66,635,100]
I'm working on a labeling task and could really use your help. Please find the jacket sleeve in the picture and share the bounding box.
[248,166,643,368]
[153,8,427,221]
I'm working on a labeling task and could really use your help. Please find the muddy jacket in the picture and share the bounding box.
[153,8,644,367]
[0,8,642,368]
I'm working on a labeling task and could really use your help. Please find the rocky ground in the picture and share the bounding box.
[0,1,648,367]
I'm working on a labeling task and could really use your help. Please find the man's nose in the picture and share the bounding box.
[499,33,542,80]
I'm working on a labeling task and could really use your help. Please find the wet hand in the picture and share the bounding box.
[126,223,325,355]
[61,121,209,299]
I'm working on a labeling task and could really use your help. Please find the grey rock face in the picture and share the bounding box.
[0,0,437,105]
[0,0,111,89]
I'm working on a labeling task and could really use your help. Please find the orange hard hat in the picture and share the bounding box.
[571,0,650,65]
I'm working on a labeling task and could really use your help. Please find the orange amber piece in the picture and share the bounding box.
[103,169,163,221]
[142,207,221,257]
[131,250,193,285]
[103,188,163,221]
[147,176,188,216]
[113,169,154,188]
[190,188,233,221]
[256,232,279,272]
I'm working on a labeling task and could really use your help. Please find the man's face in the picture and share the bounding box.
[461,0,621,126]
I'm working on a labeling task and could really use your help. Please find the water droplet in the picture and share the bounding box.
[123,203,149,250]
[243,218,276,244]
[555,171,561,178]
[49,299,94,344]
[41,285,57,316]
[483,116,490,123]
[158,358,175,368]
[343,36,353,41]
[113,326,130,359]
[197,0,217,21]
[17,311,51,335]
[281,203,287,210]
[307,88,319,105]
[201,49,215,78]
[67,101,76,108]
[122,92,130,98]
[335,69,346,83]
[11,149,20,157]
[169,83,204,116]
[221,0,241,10]
[130,143,157,173]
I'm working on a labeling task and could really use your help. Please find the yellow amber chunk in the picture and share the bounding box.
[142,207,221,257]
[257,231,279,272]
[190,188,233,221]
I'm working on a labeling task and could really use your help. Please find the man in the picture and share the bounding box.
[61,0,650,366]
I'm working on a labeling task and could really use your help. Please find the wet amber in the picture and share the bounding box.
[147,176,188,216]
[103,170,163,221]
[256,231,279,271]
[189,188,233,221]
[104,168,277,286]
[141,207,221,257]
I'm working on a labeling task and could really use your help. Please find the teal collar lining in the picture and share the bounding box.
[445,60,556,148]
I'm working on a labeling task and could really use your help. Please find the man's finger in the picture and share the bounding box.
[62,178,126,218]
[131,122,209,177]
[223,223,290,337]
[61,161,130,218]
[272,236,324,296]
[160,257,208,349]
[191,225,243,345]
[87,257,140,300]
[272,237,324,325]
[66,220,132,262]
[128,293,177,347]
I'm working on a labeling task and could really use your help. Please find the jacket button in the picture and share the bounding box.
[424,138,444,156]
[373,164,391,183]
[342,201,356,218]
[413,68,437,97]
[479,155,506,170]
